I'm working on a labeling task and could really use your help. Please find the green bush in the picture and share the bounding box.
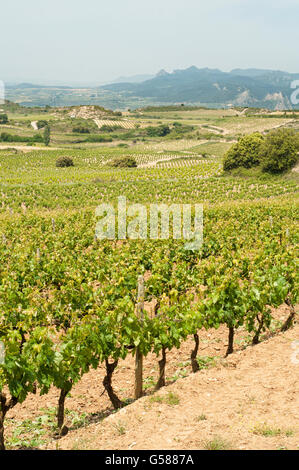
[0,114,8,124]
[223,133,264,171]
[72,126,90,134]
[56,156,74,168]
[146,124,171,137]
[261,129,299,174]
[110,156,137,168]
[37,120,48,129]
[0,132,43,143]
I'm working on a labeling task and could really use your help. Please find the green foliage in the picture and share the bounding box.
[149,392,180,406]
[72,126,90,134]
[0,114,8,124]
[261,129,299,174]
[100,125,121,133]
[146,125,171,137]
[37,120,48,129]
[224,129,299,174]
[203,436,231,450]
[0,132,43,143]
[223,133,264,171]
[142,105,207,112]
[0,201,297,449]
[252,423,294,437]
[43,125,50,146]
[56,156,74,167]
[83,134,113,143]
[0,134,297,449]
[170,123,195,139]
[110,156,137,168]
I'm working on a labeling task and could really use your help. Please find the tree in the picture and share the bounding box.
[44,125,50,146]
[260,129,299,174]
[223,133,264,171]
[0,114,8,124]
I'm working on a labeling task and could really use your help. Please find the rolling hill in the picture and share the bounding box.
[4,67,299,110]
[101,66,299,110]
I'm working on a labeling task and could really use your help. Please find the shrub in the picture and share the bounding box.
[146,124,171,137]
[110,156,137,168]
[44,125,50,146]
[100,125,121,133]
[72,126,90,134]
[37,120,48,129]
[261,129,299,174]
[0,132,43,143]
[84,135,112,143]
[56,156,74,167]
[0,114,8,124]
[223,133,264,171]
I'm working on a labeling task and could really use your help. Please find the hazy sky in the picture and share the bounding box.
[1,0,299,85]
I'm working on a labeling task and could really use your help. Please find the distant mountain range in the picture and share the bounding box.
[6,82,72,89]
[100,66,299,110]
[4,67,299,110]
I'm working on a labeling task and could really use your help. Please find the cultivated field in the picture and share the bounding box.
[0,103,298,450]
[94,119,137,130]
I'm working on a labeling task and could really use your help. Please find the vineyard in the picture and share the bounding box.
[94,120,137,130]
[0,104,298,450]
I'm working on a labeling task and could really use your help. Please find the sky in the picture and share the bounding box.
[1,0,299,85]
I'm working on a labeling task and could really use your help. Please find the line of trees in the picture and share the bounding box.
[223,128,299,174]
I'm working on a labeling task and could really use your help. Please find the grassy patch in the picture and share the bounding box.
[168,368,189,382]
[203,435,231,450]
[143,375,156,390]
[195,414,207,421]
[252,423,294,437]
[149,392,180,406]
[5,410,57,449]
